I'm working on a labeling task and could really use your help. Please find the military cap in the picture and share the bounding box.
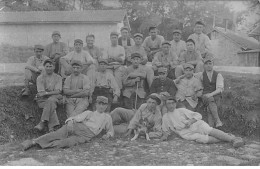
[203,52,214,63]
[149,25,157,32]
[158,67,168,73]
[98,58,108,65]
[172,29,182,34]
[43,59,54,66]
[96,96,108,104]
[133,33,143,38]
[161,41,171,46]
[195,20,205,26]
[110,31,119,37]
[166,95,177,102]
[70,60,82,67]
[183,63,194,70]
[52,31,61,37]
[147,93,161,105]
[74,39,83,44]
[34,44,44,51]
[120,26,129,32]
[131,52,142,59]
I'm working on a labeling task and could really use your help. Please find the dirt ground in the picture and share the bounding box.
[0,71,259,166]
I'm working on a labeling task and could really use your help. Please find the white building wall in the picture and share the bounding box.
[0,22,121,49]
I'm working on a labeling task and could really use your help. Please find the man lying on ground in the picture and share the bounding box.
[21,96,114,151]
[161,96,244,148]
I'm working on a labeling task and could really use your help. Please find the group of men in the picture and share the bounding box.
[20,21,245,151]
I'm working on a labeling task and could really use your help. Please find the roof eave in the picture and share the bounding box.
[0,21,121,25]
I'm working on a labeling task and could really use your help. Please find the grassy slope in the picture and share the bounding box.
[0,71,259,144]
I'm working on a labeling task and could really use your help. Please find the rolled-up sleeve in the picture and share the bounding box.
[181,108,202,121]
[105,115,115,137]
[216,73,224,92]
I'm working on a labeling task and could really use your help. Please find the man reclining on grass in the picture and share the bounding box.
[21,96,114,151]
[161,96,245,148]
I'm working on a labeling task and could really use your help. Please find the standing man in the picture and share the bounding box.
[63,60,91,118]
[122,53,154,109]
[110,94,162,139]
[22,45,49,96]
[152,41,178,79]
[21,96,114,151]
[118,26,135,49]
[126,33,148,66]
[161,96,244,149]
[102,31,126,89]
[170,29,186,58]
[142,26,165,62]
[91,58,120,112]
[60,39,95,85]
[83,34,102,67]
[44,31,68,74]
[195,53,224,128]
[34,59,63,132]
[188,21,212,58]
[175,39,204,78]
[174,63,203,111]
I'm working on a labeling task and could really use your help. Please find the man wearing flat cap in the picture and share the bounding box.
[21,96,114,151]
[22,45,49,96]
[188,21,212,58]
[160,96,244,149]
[150,67,177,106]
[126,33,148,66]
[118,26,134,49]
[175,38,204,78]
[152,41,178,79]
[34,59,63,133]
[44,31,68,74]
[142,26,165,62]
[102,31,126,89]
[90,58,120,112]
[174,63,203,111]
[63,60,91,118]
[60,39,95,85]
[170,29,187,58]
[122,52,154,109]
[194,52,224,128]
[110,94,162,139]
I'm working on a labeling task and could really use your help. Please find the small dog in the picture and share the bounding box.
[131,118,151,141]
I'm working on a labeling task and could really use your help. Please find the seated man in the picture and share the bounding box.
[63,60,91,118]
[60,39,95,84]
[91,58,120,112]
[126,33,148,66]
[150,67,177,115]
[174,63,203,111]
[102,31,126,89]
[22,45,49,96]
[21,96,114,151]
[150,67,177,97]
[110,94,162,139]
[122,53,154,109]
[152,41,178,79]
[44,31,68,74]
[34,59,63,132]
[195,53,224,128]
[175,39,204,78]
[83,34,102,67]
[142,26,165,62]
[161,96,244,148]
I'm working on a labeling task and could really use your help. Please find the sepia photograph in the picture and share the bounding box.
[0,0,259,166]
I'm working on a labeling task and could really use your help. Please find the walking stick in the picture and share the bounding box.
[134,80,139,110]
